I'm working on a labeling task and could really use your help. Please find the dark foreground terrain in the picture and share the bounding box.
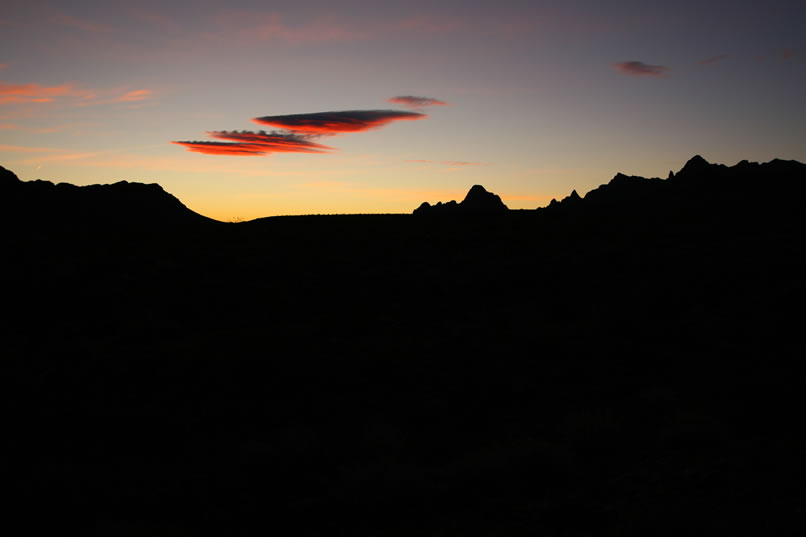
[4,156,806,536]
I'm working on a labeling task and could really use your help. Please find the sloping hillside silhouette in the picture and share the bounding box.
[5,157,806,537]
[1,165,217,233]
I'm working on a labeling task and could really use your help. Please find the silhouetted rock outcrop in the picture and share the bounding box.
[413,184,508,214]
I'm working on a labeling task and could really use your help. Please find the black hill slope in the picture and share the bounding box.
[5,156,806,536]
[1,164,217,232]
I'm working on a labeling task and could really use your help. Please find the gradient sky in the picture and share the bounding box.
[2,0,805,220]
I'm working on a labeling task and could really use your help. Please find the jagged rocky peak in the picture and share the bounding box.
[461,185,508,212]
[413,185,508,214]
[678,154,713,175]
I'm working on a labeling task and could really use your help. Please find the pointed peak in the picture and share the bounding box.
[467,184,489,195]
[462,184,491,203]
[681,155,711,171]
[461,184,508,211]
[569,189,581,200]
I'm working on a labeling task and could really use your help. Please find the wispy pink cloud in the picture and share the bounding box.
[613,61,669,77]
[134,10,180,32]
[113,89,152,103]
[213,12,363,44]
[0,81,152,106]
[0,81,94,104]
[210,11,465,45]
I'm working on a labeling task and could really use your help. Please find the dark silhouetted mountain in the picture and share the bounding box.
[0,165,217,234]
[4,156,806,537]
[536,155,806,235]
[413,184,508,214]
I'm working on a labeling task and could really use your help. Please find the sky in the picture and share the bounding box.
[1,0,805,220]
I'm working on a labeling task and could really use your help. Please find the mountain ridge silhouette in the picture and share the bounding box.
[4,155,804,224]
[0,165,216,231]
[4,156,806,537]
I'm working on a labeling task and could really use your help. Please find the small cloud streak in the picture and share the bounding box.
[173,130,334,156]
[0,80,152,105]
[114,89,152,102]
[135,10,179,31]
[0,144,64,152]
[0,144,97,164]
[51,12,112,34]
[613,61,669,77]
[253,109,426,134]
[388,95,448,108]
[0,81,93,104]
[699,54,729,65]
[212,11,464,46]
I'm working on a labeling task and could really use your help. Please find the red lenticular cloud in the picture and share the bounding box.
[171,141,269,156]
[387,96,448,108]
[173,130,334,156]
[612,61,669,77]
[253,110,426,134]
[210,130,333,152]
